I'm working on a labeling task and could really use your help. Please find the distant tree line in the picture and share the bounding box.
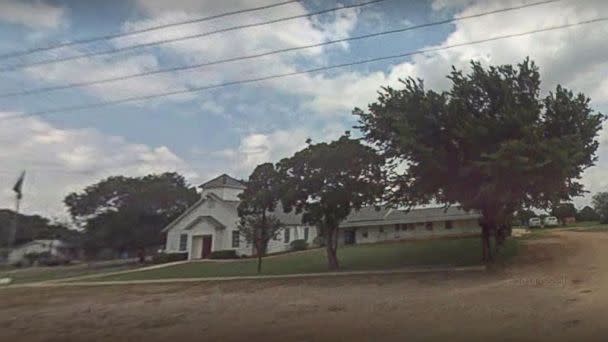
[0,210,79,247]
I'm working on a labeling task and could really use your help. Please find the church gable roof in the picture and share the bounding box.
[199,174,245,190]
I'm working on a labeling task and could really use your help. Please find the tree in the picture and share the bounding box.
[515,209,536,226]
[551,203,577,225]
[355,59,604,262]
[237,163,284,273]
[576,205,599,222]
[64,172,198,260]
[592,192,608,224]
[0,210,80,247]
[277,134,384,270]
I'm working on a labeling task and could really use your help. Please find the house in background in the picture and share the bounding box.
[163,174,482,260]
[7,239,78,265]
[340,206,481,245]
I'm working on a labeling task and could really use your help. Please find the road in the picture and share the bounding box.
[1,230,607,341]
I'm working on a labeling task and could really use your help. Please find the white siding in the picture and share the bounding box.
[164,195,241,259]
[350,219,479,245]
[265,226,318,254]
[165,192,479,260]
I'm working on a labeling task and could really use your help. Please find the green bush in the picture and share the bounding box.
[209,250,239,259]
[152,252,188,264]
[290,239,308,251]
[312,236,325,247]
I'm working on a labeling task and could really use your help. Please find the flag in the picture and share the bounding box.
[12,171,25,200]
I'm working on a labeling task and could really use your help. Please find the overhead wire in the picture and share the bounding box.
[2,16,605,122]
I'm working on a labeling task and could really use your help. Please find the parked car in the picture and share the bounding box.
[543,216,559,227]
[528,217,542,228]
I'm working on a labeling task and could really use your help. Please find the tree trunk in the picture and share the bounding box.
[325,227,339,270]
[255,227,263,274]
[257,251,262,274]
[480,221,494,263]
[495,224,506,248]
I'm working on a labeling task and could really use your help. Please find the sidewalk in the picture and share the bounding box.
[16,265,486,288]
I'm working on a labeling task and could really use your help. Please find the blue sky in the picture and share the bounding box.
[0,0,606,217]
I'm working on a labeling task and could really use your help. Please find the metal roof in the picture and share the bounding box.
[340,206,481,228]
[199,174,246,190]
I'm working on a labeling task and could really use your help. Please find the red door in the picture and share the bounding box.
[201,235,212,259]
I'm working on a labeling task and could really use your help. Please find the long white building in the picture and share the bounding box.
[162,174,481,259]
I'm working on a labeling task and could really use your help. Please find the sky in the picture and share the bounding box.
[0,0,606,219]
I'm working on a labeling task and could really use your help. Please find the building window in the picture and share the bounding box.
[284,228,290,243]
[425,222,434,231]
[394,224,400,231]
[362,230,368,238]
[407,223,415,231]
[232,231,240,248]
[304,227,309,241]
[179,234,188,251]
[445,220,453,229]
[379,226,384,233]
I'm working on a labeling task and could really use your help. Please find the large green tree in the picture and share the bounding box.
[551,202,577,225]
[576,205,599,222]
[277,134,384,270]
[592,192,608,224]
[64,172,198,259]
[237,163,284,273]
[355,59,604,261]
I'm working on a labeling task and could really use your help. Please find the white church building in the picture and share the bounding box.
[162,174,481,260]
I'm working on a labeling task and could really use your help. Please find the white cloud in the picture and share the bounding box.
[0,112,197,217]
[262,0,608,117]
[0,0,64,29]
[23,52,192,104]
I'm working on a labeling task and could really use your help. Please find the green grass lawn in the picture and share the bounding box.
[567,221,608,232]
[0,263,142,285]
[85,237,518,282]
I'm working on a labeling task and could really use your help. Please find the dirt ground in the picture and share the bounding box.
[1,230,607,341]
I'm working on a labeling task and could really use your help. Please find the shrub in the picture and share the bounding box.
[209,250,239,259]
[312,236,325,247]
[290,239,308,251]
[152,252,188,264]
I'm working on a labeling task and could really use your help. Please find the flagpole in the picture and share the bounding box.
[8,171,25,249]
[8,193,20,248]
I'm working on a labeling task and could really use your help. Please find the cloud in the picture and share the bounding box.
[22,52,192,104]
[0,0,64,29]
[222,128,311,174]
[0,112,197,217]
[258,0,608,117]
[194,122,349,181]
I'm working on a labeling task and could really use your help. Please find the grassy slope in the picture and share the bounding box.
[0,263,141,285]
[88,237,518,282]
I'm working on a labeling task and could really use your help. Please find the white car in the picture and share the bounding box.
[528,217,542,228]
[543,216,559,227]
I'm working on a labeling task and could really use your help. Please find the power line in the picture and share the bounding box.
[0,0,388,72]
[0,0,561,98]
[0,0,301,60]
[3,16,606,122]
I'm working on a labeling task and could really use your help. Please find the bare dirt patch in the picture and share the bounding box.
[1,231,608,341]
